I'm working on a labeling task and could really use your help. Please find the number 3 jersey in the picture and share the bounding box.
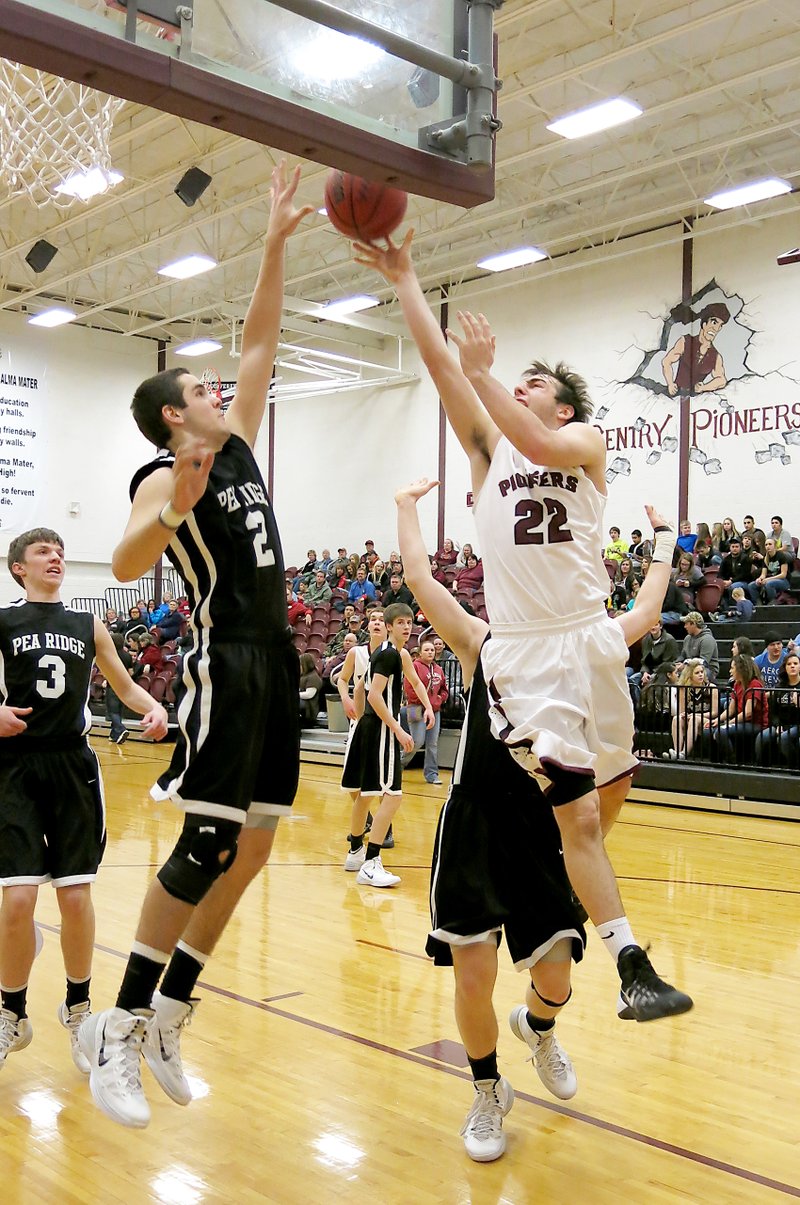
[472,436,610,624]
[0,601,95,743]
[131,433,288,640]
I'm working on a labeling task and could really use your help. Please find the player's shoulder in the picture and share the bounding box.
[130,450,175,500]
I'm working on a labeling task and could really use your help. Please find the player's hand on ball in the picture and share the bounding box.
[268,161,314,240]
[446,311,496,377]
[353,229,414,283]
[172,439,215,513]
[0,705,32,737]
[394,477,439,505]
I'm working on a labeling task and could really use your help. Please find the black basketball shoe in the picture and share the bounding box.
[617,945,693,1022]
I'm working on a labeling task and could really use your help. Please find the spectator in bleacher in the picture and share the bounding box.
[360,539,378,564]
[671,660,718,759]
[453,555,484,594]
[369,559,389,591]
[693,539,718,570]
[636,662,678,757]
[770,515,794,553]
[610,558,636,610]
[435,538,458,567]
[345,613,368,646]
[131,633,164,681]
[432,635,455,663]
[328,559,350,590]
[676,520,697,559]
[318,549,334,573]
[324,631,359,692]
[639,620,681,687]
[348,565,378,606]
[345,554,361,581]
[104,606,125,634]
[298,653,323,728]
[681,612,719,681]
[671,553,704,608]
[719,536,753,602]
[742,515,766,553]
[299,550,319,579]
[286,583,311,627]
[731,635,755,661]
[696,521,713,548]
[754,633,788,687]
[660,576,689,623]
[122,605,148,639]
[383,571,415,609]
[400,636,448,784]
[716,517,739,556]
[755,653,800,768]
[604,527,628,562]
[624,579,642,610]
[714,586,754,624]
[741,533,765,577]
[457,543,475,568]
[152,600,183,643]
[628,528,652,564]
[305,569,333,606]
[135,598,152,625]
[429,557,447,587]
[746,538,792,605]
[150,591,174,625]
[704,654,767,759]
[325,605,357,655]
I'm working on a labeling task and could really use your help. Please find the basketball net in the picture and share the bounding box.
[0,61,124,208]
[201,368,223,401]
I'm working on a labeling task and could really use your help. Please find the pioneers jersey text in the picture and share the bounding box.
[472,436,610,623]
[0,601,95,742]
[131,434,288,639]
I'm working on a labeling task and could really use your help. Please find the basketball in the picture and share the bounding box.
[324,170,408,242]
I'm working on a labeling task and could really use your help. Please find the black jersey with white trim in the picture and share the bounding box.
[364,641,403,720]
[0,601,95,742]
[130,434,288,639]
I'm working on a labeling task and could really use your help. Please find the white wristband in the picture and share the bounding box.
[158,502,190,531]
[651,526,677,565]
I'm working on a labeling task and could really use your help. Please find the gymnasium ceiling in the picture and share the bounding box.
[1,0,799,376]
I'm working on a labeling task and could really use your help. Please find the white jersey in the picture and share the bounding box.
[353,643,370,685]
[472,436,610,624]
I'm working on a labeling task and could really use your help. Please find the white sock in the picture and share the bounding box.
[595,917,637,962]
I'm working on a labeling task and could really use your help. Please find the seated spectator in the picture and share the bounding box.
[754,633,788,687]
[131,634,164,681]
[628,528,652,564]
[323,631,359,692]
[713,586,754,624]
[703,654,767,760]
[696,521,713,548]
[671,553,704,607]
[637,619,680,687]
[318,549,335,573]
[435,538,458,566]
[151,600,183,642]
[746,537,792,605]
[348,566,378,606]
[756,652,800,768]
[150,592,174,626]
[769,515,794,553]
[104,606,124,633]
[681,612,719,681]
[360,539,379,564]
[298,653,323,727]
[604,526,628,562]
[286,583,311,627]
[429,557,447,586]
[123,604,149,639]
[636,662,678,757]
[328,559,350,591]
[457,542,475,567]
[383,571,415,609]
[660,578,689,623]
[731,635,755,661]
[346,554,361,582]
[368,558,388,590]
[719,537,754,602]
[671,659,718,759]
[624,579,641,610]
[305,569,333,606]
[741,515,766,553]
[453,555,484,594]
[716,517,739,556]
[693,539,719,570]
[676,520,697,559]
[298,549,319,580]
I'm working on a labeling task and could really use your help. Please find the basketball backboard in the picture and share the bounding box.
[0,0,500,206]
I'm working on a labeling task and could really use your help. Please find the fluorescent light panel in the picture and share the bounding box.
[291,32,383,83]
[158,254,217,280]
[175,339,223,357]
[705,178,791,210]
[320,295,379,319]
[28,307,76,327]
[547,97,642,140]
[477,247,546,272]
[54,166,123,201]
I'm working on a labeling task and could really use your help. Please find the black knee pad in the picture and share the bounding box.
[543,762,596,807]
[157,816,240,905]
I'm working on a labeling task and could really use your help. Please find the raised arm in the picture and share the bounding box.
[615,507,676,646]
[395,478,486,684]
[448,310,606,484]
[226,162,314,448]
[353,233,500,482]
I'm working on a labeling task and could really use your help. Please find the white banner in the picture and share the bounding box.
[0,348,45,537]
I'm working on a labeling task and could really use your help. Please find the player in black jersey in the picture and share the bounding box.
[80,163,314,1129]
[396,478,684,1162]
[0,528,167,1078]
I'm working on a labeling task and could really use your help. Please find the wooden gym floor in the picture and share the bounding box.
[2,737,799,1204]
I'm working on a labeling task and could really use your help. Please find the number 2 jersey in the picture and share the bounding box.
[472,436,610,624]
[130,433,288,640]
[0,601,95,745]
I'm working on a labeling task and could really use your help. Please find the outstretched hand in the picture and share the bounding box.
[352,230,414,283]
[645,503,673,532]
[267,161,314,241]
[445,311,496,378]
[394,477,440,506]
[171,439,215,515]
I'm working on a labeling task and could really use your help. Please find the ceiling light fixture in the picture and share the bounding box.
[28,307,76,327]
[158,255,217,280]
[547,97,643,140]
[54,166,123,201]
[705,178,791,210]
[319,295,379,319]
[477,247,547,272]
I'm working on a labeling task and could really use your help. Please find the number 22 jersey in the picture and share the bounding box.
[131,433,288,640]
[472,436,610,624]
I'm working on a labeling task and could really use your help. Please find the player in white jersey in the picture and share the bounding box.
[354,232,692,1023]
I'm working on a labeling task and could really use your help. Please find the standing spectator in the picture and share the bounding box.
[604,527,628,562]
[754,634,787,687]
[741,515,766,553]
[770,515,794,553]
[746,538,793,605]
[348,566,378,607]
[454,555,484,594]
[298,653,323,728]
[435,538,458,567]
[681,613,719,681]
[704,655,767,760]
[382,571,415,609]
[305,570,332,607]
[401,636,449,785]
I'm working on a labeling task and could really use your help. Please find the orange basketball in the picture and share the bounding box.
[324,170,408,243]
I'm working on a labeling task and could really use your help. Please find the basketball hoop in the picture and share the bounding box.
[201,368,223,401]
[0,61,124,208]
